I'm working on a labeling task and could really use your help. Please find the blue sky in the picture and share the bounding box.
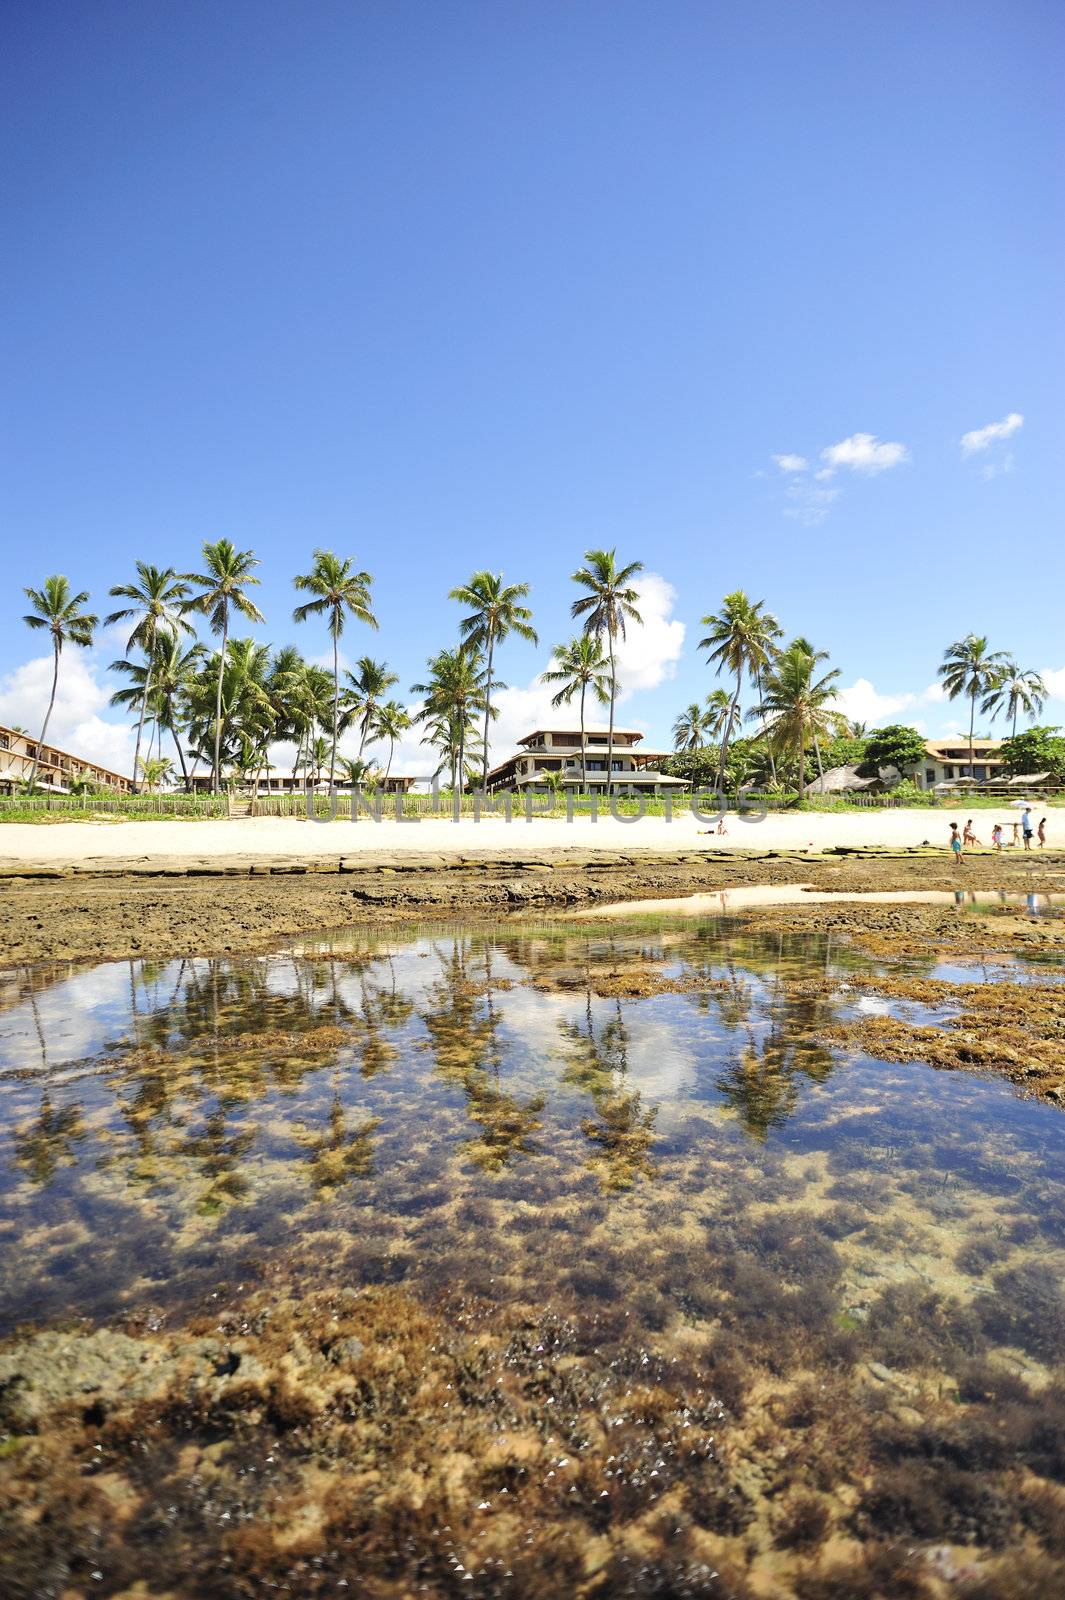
[2,0,1062,774]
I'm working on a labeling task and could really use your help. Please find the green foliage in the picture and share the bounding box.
[859,724,928,777]
[997,725,1065,778]
[819,733,868,771]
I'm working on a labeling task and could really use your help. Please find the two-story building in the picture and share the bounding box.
[486,726,688,796]
[0,724,133,795]
[907,738,1004,789]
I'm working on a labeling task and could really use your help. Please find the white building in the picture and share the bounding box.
[0,723,133,795]
[486,726,688,796]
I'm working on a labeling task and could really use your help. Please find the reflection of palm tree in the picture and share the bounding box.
[559,997,657,1190]
[303,1094,380,1194]
[420,937,544,1170]
[13,1093,86,1186]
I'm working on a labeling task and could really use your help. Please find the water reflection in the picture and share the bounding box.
[0,920,1063,1339]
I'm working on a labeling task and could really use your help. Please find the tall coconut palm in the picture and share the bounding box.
[342,656,399,761]
[938,634,1009,778]
[293,551,378,788]
[698,591,781,796]
[105,565,193,793]
[540,636,612,789]
[411,644,490,794]
[138,755,172,794]
[21,576,98,790]
[371,699,411,783]
[570,550,643,794]
[183,541,264,791]
[982,658,1047,739]
[760,641,843,799]
[146,633,202,790]
[450,572,537,788]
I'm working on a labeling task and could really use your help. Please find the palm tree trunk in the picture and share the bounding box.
[131,672,151,797]
[813,733,824,789]
[213,610,228,794]
[797,730,806,799]
[458,716,466,798]
[481,631,495,791]
[756,667,777,783]
[607,626,616,796]
[385,739,395,783]
[28,643,60,791]
[717,665,743,798]
[579,680,588,790]
[357,708,371,762]
[968,692,976,779]
[329,628,339,789]
[171,723,190,791]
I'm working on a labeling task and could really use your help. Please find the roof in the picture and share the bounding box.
[517,727,644,745]
[811,763,900,793]
[924,738,1002,755]
[0,721,133,785]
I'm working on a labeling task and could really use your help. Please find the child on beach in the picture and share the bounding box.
[963,819,979,846]
[950,823,963,866]
[991,823,1003,850]
[1038,817,1047,847]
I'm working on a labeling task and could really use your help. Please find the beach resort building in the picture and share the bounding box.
[184,772,417,795]
[486,726,688,796]
[909,738,1004,789]
[0,723,133,796]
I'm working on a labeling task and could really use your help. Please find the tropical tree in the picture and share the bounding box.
[938,634,1009,778]
[105,565,194,793]
[672,702,709,755]
[981,658,1047,739]
[21,576,98,790]
[148,636,204,790]
[138,755,172,794]
[698,591,780,796]
[540,635,611,789]
[411,645,489,795]
[341,656,399,761]
[570,549,643,793]
[450,572,537,789]
[185,638,274,785]
[760,640,843,799]
[293,551,377,788]
[370,699,412,783]
[704,687,741,750]
[183,541,265,791]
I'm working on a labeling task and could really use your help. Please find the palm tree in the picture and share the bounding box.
[147,636,203,790]
[21,576,98,790]
[540,636,611,789]
[760,640,843,799]
[982,658,1047,739]
[411,645,490,796]
[293,551,378,788]
[672,702,708,755]
[183,541,265,792]
[705,686,741,751]
[371,699,411,783]
[341,656,399,761]
[570,549,643,794]
[938,634,1009,778]
[450,572,537,789]
[699,591,780,796]
[138,755,172,794]
[105,564,193,793]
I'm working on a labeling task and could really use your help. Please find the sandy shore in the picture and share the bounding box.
[1,805,1061,866]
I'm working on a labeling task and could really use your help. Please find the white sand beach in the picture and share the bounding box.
[1,806,1061,866]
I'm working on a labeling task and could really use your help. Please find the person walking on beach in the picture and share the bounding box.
[1038,816,1047,848]
[1022,806,1034,850]
[950,822,963,866]
[991,823,1003,850]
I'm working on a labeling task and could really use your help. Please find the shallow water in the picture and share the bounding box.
[4,917,1065,1595]
[1,918,1063,1348]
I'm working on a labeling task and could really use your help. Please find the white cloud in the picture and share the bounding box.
[820,433,910,474]
[772,453,808,473]
[1040,666,1065,702]
[832,678,944,728]
[783,483,841,526]
[0,651,138,775]
[614,573,685,694]
[961,411,1023,455]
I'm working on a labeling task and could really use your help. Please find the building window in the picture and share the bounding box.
[925,769,935,786]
